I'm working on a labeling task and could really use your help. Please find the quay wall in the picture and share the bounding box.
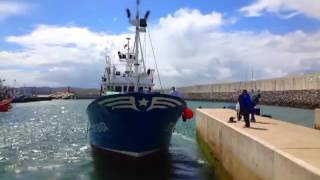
[179,73,320,92]
[178,73,320,109]
[196,109,320,180]
[183,90,320,109]
[74,94,100,99]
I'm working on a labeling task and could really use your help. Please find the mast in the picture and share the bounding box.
[134,0,140,79]
[125,37,131,72]
[126,0,150,91]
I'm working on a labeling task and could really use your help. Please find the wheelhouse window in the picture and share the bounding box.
[145,87,152,92]
[115,86,122,92]
[123,86,128,92]
[128,86,134,92]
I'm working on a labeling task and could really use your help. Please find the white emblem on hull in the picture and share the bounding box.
[98,96,140,111]
[97,96,182,111]
[147,97,182,111]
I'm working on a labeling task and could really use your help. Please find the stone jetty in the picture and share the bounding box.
[179,73,320,109]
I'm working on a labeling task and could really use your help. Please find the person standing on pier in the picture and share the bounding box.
[250,90,256,122]
[250,90,261,122]
[236,101,242,121]
[170,86,182,98]
[238,90,252,127]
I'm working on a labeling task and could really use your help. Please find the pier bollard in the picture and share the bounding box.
[315,109,320,130]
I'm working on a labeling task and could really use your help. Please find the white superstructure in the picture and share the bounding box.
[101,0,155,95]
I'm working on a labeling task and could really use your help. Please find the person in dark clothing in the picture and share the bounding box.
[238,89,252,127]
[250,91,261,122]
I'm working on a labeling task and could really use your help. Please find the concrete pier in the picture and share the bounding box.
[315,109,320,130]
[196,109,320,180]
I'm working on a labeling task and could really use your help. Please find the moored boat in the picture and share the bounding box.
[0,98,12,112]
[0,78,13,112]
[87,0,192,158]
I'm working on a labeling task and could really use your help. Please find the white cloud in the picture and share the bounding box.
[146,10,320,87]
[0,2,30,22]
[1,8,320,88]
[240,0,320,19]
[157,9,223,34]
[1,25,132,87]
[7,25,104,48]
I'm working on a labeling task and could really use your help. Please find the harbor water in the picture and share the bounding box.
[0,100,314,180]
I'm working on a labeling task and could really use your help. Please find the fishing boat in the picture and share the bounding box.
[0,78,13,112]
[87,0,192,158]
[0,98,12,112]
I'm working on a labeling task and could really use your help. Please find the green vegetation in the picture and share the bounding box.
[196,130,231,180]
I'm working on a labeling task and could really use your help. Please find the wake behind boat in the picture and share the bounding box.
[87,0,192,158]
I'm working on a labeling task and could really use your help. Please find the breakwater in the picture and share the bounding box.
[12,96,53,103]
[74,94,100,99]
[178,73,320,109]
[182,90,320,109]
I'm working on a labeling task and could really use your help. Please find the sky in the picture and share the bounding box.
[0,0,319,88]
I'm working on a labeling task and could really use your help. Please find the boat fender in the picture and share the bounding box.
[182,108,193,122]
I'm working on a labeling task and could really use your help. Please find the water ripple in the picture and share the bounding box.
[0,100,212,180]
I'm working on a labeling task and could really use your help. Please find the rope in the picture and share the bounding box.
[138,35,146,73]
[147,28,163,92]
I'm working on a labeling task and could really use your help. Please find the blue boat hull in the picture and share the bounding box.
[86,93,186,157]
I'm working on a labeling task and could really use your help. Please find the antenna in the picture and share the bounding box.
[144,11,150,20]
[126,37,130,51]
[251,70,253,81]
[135,0,139,20]
[126,8,131,18]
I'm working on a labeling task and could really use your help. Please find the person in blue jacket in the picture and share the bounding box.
[238,89,252,127]
[169,86,182,98]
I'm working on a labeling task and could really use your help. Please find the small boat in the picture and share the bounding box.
[0,98,12,112]
[87,0,192,158]
[0,78,13,112]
